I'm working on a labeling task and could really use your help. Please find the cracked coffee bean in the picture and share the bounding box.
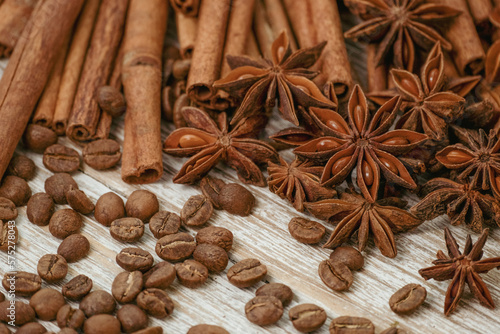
[44,173,78,204]
[57,304,85,330]
[181,195,213,226]
[289,303,326,332]
[389,283,427,315]
[318,259,353,292]
[143,261,176,289]
[193,243,228,273]
[112,271,143,304]
[43,144,80,173]
[116,247,154,272]
[156,232,196,262]
[187,325,230,334]
[66,187,94,214]
[136,288,174,318]
[195,226,233,252]
[199,176,225,209]
[110,217,145,243]
[288,217,326,244]
[227,258,267,288]
[149,211,181,239]
[83,139,122,169]
[175,259,208,288]
[83,314,121,334]
[27,193,54,226]
[329,316,375,334]
[330,246,364,271]
[79,290,116,317]
[0,300,35,326]
[245,296,283,326]
[255,283,294,307]
[37,254,68,282]
[0,197,17,221]
[117,304,149,333]
[2,271,41,296]
[62,274,93,300]
[0,220,17,252]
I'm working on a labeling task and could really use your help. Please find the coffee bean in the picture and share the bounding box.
[17,322,46,334]
[195,226,233,251]
[66,187,94,214]
[49,209,82,239]
[27,193,54,225]
[117,247,154,272]
[149,211,181,239]
[97,86,126,117]
[0,176,31,206]
[58,234,90,262]
[45,173,78,204]
[80,290,116,317]
[288,217,326,244]
[187,324,230,334]
[199,176,225,209]
[57,304,85,330]
[181,195,213,226]
[193,243,228,273]
[110,217,145,243]
[289,303,327,332]
[255,283,294,307]
[43,144,80,173]
[0,197,17,221]
[389,283,427,314]
[2,271,41,296]
[7,155,36,180]
[29,288,66,320]
[175,259,208,288]
[0,219,17,252]
[95,192,125,226]
[318,259,353,292]
[227,259,267,288]
[83,314,121,334]
[112,271,143,304]
[23,124,58,153]
[62,274,93,300]
[219,183,255,216]
[136,288,174,318]
[83,139,122,169]
[60,328,79,334]
[380,327,408,334]
[330,246,364,271]
[117,304,149,333]
[0,300,35,325]
[126,190,159,223]
[132,326,163,334]
[156,232,196,262]
[329,316,374,334]
[245,296,283,326]
[143,261,176,289]
[37,254,68,282]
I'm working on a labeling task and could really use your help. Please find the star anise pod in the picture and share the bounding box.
[419,227,500,316]
[213,32,336,126]
[305,191,422,258]
[267,157,337,212]
[344,0,460,71]
[162,107,278,186]
[411,178,500,232]
[478,40,500,112]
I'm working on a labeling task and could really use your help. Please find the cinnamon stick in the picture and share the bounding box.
[0,0,84,179]
[121,0,167,184]
[253,0,275,60]
[0,0,38,58]
[176,11,197,59]
[282,0,315,48]
[467,0,492,30]
[246,32,261,58]
[366,44,387,93]
[261,0,297,50]
[169,0,200,17]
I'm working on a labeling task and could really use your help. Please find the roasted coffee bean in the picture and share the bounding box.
[7,155,36,180]
[27,193,54,225]
[83,314,121,334]
[132,326,163,334]
[110,217,145,242]
[37,254,68,282]
[193,243,228,273]
[112,271,143,304]
[66,187,94,214]
[195,226,233,251]
[97,86,126,117]
[380,327,408,334]
[187,324,230,334]
[389,283,427,314]
[29,288,66,321]
[0,219,18,252]
[329,316,375,334]
[49,209,82,239]
[2,271,41,296]
[330,246,364,271]
[62,274,93,300]
[175,259,208,288]
[245,296,283,326]
[0,300,35,325]
[43,144,80,173]
[0,292,3,303]
[136,288,174,318]
[83,139,122,170]
[0,176,31,206]
[255,283,294,307]
[0,197,17,221]
[95,192,125,226]
[318,259,353,292]
[126,190,159,223]
[199,176,225,209]
[17,322,46,334]
[156,232,196,262]
[149,211,181,239]
[60,328,79,334]
[80,290,116,317]
[180,195,213,226]
[289,303,327,332]
[117,247,154,272]
[219,183,255,216]
[45,173,78,204]
[117,304,149,333]
[58,234,90,262]
[23,124,58,153]
[57,305,85,330]
[288,217,326,244]
[143,261,176,289]
[227,258,267,288]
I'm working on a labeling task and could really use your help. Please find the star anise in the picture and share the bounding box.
[213,32,336,126]
[411,178,500,232]
[267,157,337,212]
[478,40,500,112]
[344,0,460,71]
[305,191,422,258]
[419,227,500,316]
[162,107,278,186]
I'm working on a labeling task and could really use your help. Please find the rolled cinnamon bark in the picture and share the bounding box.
[121,0,168,184]
[467,0,492,30]
[169,0,200,17]
[261,0,297,51]
[0,0,84,180]
[246,32,261,58]
[0,0,38,57]
[176,11,197,59]
[282,0,316,48]
[366,44,387,93]
[253,0,274,60]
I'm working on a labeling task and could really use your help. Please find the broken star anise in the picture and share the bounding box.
[419,227,500,316]
[162,107,278,186]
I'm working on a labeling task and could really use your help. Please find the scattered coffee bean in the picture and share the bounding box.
[79,290,116,317]
[37,254,68,282]
[49,209,82,239]
[126,189,159,223]
[83,139,122,169]
[143,261,176,289]
[43,144,80,173]
[175,259,208,288]
[0,300,35,325]
[66,187,94,214]
[288,217,326,244]
[149,211,181,239]
[245,296,283,326]
[0,176,31,206]
[137,288,174,318]
[181,195,213,226]
[117,247,154,272]
[195,226,233,252]
[112,271,143,304]
[23,124,58,153]
[132,326,163,334]
[62,274,93,300]
[7,155,36,180]
[255,283,294,307]
[0,219,18,252]
[289,303,327,332]
[95,192,125,226]
[117,304,149,333]
[329,316,374,334]
[330,246,364,271]
[26,193,54,225]
[110,217,145,243]
[58,234,90,262]
[17,322,46,334]
[2,271,41,296]
[97,86,126,117]
[29,288,65,321]
[45,172,78,204]
[83,314,121,334]
[199,176,225,209]
[0,197,17,221]
[57,304,85,330]
[187,324,230,334]
[227,258,267,288]
[318,259,353,292]
[380,327,408,334]
[156,232,196,262]
[218,183,255,216]
[389,283,427,314]
[193,243,228,273]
